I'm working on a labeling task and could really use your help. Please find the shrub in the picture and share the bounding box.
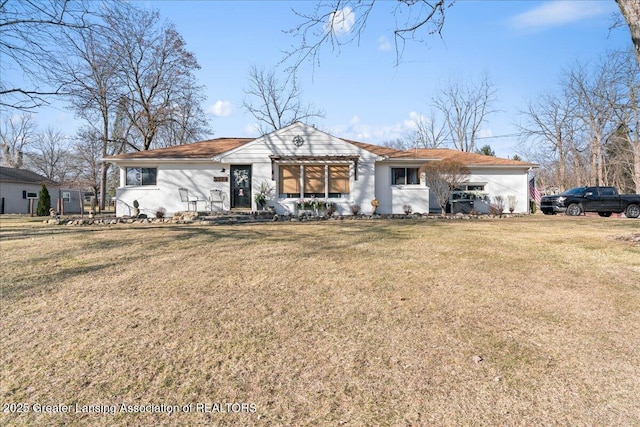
[155,207,167,218]
[326,202,337,217]
[507,195,517,213]
[420,160,470,216]
[403,204,413,215]
[350,203,361,215]
[489,195,505,217]
[36,185,51,216]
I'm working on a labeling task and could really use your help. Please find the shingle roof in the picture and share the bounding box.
[342,140,534,166]
[388,148,536,166]
[340,139,406,158]
[104,136,535,167]
[0,166,57,184]
[105,138,253,160]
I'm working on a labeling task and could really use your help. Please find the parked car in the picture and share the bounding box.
[540,186,640,218]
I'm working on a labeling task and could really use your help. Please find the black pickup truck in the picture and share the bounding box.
[540,186,640,218]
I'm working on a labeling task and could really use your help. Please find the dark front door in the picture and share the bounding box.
[230,165,251,209]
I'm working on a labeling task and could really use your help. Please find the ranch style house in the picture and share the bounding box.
[104,122,537,217]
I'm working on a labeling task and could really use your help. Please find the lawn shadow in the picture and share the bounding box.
[2,260,121,301]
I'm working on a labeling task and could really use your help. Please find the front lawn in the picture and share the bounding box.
[1,216,639,426]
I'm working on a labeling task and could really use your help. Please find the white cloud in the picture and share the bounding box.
[333,112,425,144]
[377,36,391,51]
[509,1,605,31]
[326,7,355,35]
[243,123,260,137]
[208,100,234,117]
[403,111,426,131]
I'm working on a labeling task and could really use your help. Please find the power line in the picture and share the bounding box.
[474,132,524,140]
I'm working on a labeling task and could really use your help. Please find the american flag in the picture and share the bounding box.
[529,177,541,204]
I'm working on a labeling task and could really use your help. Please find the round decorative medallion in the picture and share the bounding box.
[293,135,304,147]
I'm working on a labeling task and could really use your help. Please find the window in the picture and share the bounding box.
[278,164,350,198]
[126,167,157,186]
[452,184,487,200]
[279,165,300,198]
[467,185,485,191]
[328,165,349,197]
[304,165,325,198]
[391,168,420,185]
[62,191,71,202]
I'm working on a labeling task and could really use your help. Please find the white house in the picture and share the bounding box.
[105,122,536,217]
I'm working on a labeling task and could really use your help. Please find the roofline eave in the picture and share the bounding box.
[102,157,223,164]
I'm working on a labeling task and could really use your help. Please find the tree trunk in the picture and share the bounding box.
[617,0,640,64]
[558,137,566,191]
[100,110,109,211]
[634,141,640,193]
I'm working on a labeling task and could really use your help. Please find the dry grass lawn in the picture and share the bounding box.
[1,215,639,426]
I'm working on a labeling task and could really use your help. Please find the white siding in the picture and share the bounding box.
[116,163,228,216]
[217,123,365,162]
[375,163,430,214]
[110,124,533,217]
[218,123,380,215]
[470,169,530,213]
[377,162,531,214]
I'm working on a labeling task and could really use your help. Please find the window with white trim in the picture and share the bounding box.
[126,167,157,186]
[391,167,420,185]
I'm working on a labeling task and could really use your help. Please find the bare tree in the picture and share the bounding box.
[53,11,126,210]
[409,110,448,149]
[382,137,409,150]
[285,1,637,71]
[284,0,450,69]
[243,64,324,134]
[432,74,497,152]
[609,49,640,193]
[0,0,100,111]
[52,3,210,208]
[566,57,620,186]
[73,127,103,200]
[606,125,636,193]
[519,89,578,191]
[0,113,36,167]
[104,5,208,151]
[617,0,640,64]
[521,49,638,193]
[26,127,74,182]
[420,159,470,216]
[153,83,212,148]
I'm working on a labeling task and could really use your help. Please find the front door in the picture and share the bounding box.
[230,165,251,209]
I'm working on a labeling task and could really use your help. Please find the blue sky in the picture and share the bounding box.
[34,0,631,158]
